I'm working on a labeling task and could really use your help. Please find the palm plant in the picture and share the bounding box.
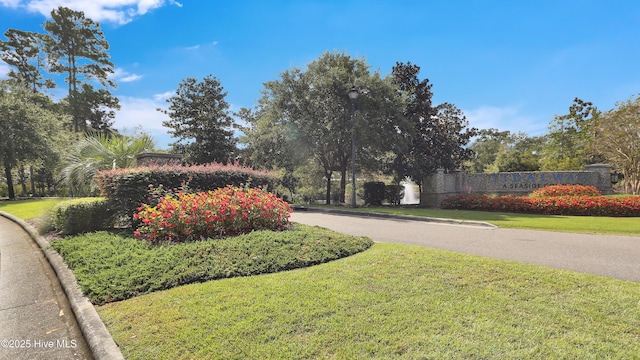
[61,130,155,196]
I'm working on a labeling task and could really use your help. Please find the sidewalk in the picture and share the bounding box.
[0,213,123,360]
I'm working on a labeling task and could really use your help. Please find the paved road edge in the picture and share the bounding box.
[0,211,124,360]
[292,206,498,228]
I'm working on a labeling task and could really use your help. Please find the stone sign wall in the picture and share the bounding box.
[421,164,612,207]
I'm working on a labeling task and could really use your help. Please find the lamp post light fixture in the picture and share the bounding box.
[348,86,359,208]
[611,171,623,185]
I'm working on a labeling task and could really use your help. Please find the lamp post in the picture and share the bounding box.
[348,86,359,208]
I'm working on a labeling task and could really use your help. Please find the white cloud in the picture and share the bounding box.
[7,0,182,25]
[110,67,142,83]
[153,90,173,101]
[120,74,142,82]
[464,105,545,136]
[113,95,173,148]
[0,0,21,7]
[185,41,218,51]
[464,105,521,131]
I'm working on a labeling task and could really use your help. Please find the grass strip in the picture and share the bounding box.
[50,224,373,304]
[316,205,640,235]
[0,198,66,220]
[3,199,639,236]
[97,242,640,359]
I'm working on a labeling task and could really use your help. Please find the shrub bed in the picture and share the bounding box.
[50,224,374,304]
[441,191,640,217]
[385,184,404,205]
[134,186,292,243]
[51,198,114,235]
[95,162,280,223]
[363,182,385,206]
[529,184,602,198]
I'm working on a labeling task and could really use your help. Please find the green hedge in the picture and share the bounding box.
[385,185,404,205]
[440,193,640,216]
[50,224,373,304]
[363,182,405,206]
[95,163,281,225]
[51,198,114,235]
[363,182,386,205]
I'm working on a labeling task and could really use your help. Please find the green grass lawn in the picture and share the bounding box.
[0,198,66,220]
[314,205,640,235]
[4,199,640,358]
[98,242,640,359]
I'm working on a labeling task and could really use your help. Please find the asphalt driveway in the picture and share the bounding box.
[291,211,640,282]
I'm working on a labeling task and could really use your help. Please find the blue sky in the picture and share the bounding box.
[2,0,640,149]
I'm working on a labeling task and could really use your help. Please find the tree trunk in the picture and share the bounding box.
[340,167,347,203]
[19,163,27,195]
[29,165,35,194]
[325,171,332,205]
[4,161,15,200]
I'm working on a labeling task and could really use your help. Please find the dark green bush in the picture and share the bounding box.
[51,198,114,235]
[385,185,405,205]
[50,224,373,304]
[95,163,281,225]
[363,182,386,205]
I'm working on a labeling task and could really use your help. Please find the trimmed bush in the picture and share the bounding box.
[51,198,114,235]
[363,182,385,206]
[530,184,601,198]
[95,162,280,224]
[385,185,405,205]
[50,224,373,304]
[134,186,292,243]
[441,192,640,217]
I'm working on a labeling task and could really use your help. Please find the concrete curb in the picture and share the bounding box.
[0,211,124,360]
[292,206,498,229]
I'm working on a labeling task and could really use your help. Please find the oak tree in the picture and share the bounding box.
[0,80,66,199]
[244,51,408,204]
[592,95,640,194]
[390,62,477,190]
[542,97,599,170]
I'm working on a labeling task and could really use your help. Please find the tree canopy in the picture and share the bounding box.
[0,80,67,198]
[541,98,599,170]
[243,51,409,204]
[389,62,477,187]
[43,6,118,133]
[467,130,544,173]
[592,95,640,194]
[0,29,54,92]
[159,75,236,164]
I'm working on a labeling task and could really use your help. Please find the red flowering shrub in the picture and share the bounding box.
[441,191,640,217]
[134,185,292,243]
[96,162,280,225]
[530,184,601,198]
[531,196,640,216]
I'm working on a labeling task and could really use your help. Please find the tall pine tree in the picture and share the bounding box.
[0,29,54,92]
[43,6,119,133]
[160,75,237,164]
